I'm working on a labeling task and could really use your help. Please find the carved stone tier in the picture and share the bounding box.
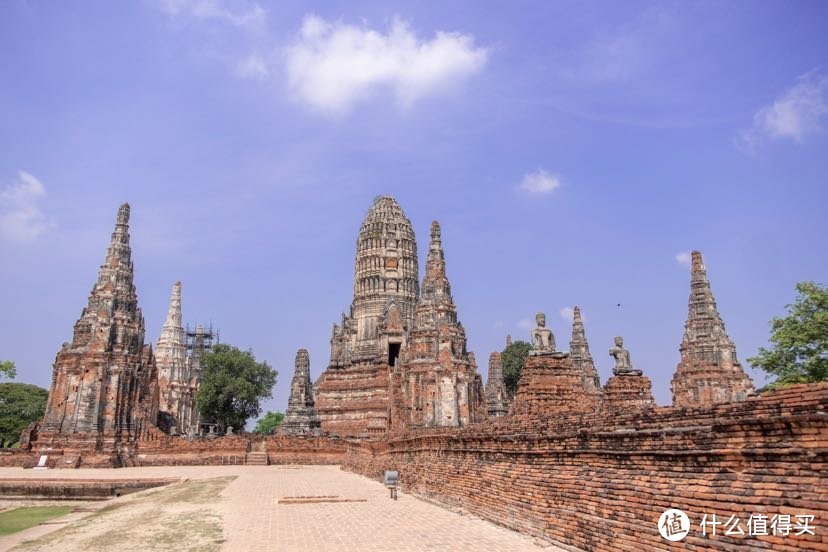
[601,375,656,413]
[512,353,600,417]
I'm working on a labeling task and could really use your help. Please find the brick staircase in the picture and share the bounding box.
[245,451,268,466]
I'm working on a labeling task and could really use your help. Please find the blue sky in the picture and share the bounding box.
[1,1,827,417]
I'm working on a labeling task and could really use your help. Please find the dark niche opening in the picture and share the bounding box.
[388,343,401,367]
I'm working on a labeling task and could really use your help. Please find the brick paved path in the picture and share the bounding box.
[220,465,546,551]
[0,465,551,551]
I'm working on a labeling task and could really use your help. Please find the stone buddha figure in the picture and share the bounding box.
[609,336,642,376]
[530,312,555,355]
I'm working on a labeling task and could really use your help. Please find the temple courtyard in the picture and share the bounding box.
[0,465,551,551]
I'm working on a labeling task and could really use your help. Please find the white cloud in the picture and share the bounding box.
[736,70,828,153]
[158,0,266,30]
[0,171,55,244]
[493,320,505,329]
[284,15,488,113]
[675,251,691,267]
[516,318,533,330]
[519,169,562,194]
[236,53,269,79]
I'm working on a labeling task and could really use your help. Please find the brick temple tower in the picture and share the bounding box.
[485,352,509,417]
[40,203,159,450]
[282,349,320,435]
[568,306,602,394]
[671,251,755,407]
[398,221,486,428]
[315,196,420,437]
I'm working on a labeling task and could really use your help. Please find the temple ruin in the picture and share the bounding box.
[394,221,486,430]
[314,197,485,437]
[9,197,825,551]
[155,282,213,436]
[281,349,320,435]
[484,352,509,417]
[569,306,601,394]
[38,203,160,457]
[314,196,420,437]
[671,250,755,407]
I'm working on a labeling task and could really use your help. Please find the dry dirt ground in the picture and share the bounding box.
[0,465,555,552]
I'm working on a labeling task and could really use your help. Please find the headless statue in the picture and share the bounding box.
[609,336,642,376]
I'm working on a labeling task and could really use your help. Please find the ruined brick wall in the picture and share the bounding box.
[132,436,250,466]
[264,436,347,465]
[344,384,828,551]
[7,433,347,468]
[132,435,347,466]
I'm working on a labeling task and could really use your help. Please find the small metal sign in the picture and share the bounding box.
[384,470,399,487]
[384,470,399,499]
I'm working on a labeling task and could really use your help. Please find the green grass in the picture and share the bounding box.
[0,506,74,536]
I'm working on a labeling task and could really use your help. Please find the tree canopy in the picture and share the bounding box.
[0,383,48,447]
[0,361,16,380]
[748,281,828,389]
[196,344,277,432]
[253,411,284,435]
[502,340,532,397]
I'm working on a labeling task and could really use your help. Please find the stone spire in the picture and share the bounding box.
[411,220,464,357]
[282,349,320,435]
[485,352,509,417]
[506,334,512,347]
[71,202,144,354]
[569,306,601,392]
[400,221,486,428]
[421,221,451,300]
[671,251,754,407]
[41,202,158,448]
[155,282,188,430]
[156,282,186,382]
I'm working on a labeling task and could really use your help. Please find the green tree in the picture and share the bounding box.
[0,361,16,380]
[0,383,48,447]
[196,344,277,433]
[502,340,532,397]
[748,281,828,389]
[253,411,284,435]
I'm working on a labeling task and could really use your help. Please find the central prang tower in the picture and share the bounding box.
[315,196,487,438]
[315,196,420,437]
[326,196,419,368]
